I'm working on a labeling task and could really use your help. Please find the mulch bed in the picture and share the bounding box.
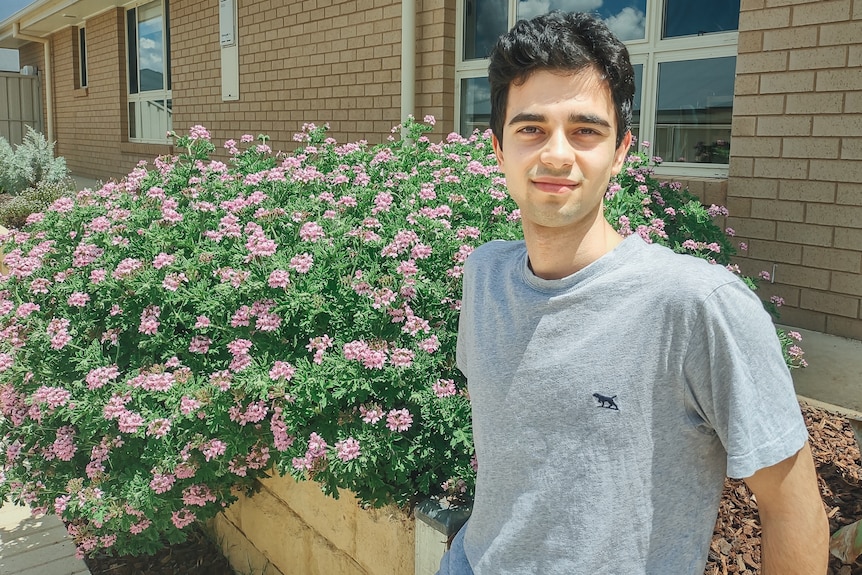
[82,403,862,575]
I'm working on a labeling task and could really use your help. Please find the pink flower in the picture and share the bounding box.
[162,272,188,291]
[418,335,440,353]
[210,370,232,391]
[138,305,161,335]
[386,409,413,432]
[268,269,291,289]
[85,365,120,390]
[146,418,172,438]
[299,221,326,242]
[335,437,361,462]
[289,252,314,274]
[112,257,143,279]
[89,269,107,283]
[118,411,145,433]
[180,396,201,415]
[389,347,414,367]
[67,292,91,307]
[188,336,211,354]
[0,353,12,372]
[171,509,196,529]
[269,361,296,381]
[432,379,457,398]
[200,439,227,461]
[182,484,217,506]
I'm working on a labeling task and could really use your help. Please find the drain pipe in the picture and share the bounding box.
[12,22,53,143]
[400,0,415,140]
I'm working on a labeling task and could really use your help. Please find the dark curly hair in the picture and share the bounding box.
[488,11,634,149]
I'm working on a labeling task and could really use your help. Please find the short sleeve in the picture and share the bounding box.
[683,279,808,479]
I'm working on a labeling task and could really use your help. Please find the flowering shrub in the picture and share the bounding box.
[0,119,801,557]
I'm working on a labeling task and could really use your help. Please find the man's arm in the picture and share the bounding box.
[744,441,830,575]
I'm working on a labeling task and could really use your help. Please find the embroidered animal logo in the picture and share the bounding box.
[593,393,619,410]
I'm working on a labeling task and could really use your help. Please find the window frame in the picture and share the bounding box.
[454,0,739,178]
[125,0,172,145]
[76,26,88,89]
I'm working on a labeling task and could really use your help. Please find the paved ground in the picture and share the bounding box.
[0,503,90,575]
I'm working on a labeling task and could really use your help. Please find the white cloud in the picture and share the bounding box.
[603,6,646,41]
[517,0,604,21]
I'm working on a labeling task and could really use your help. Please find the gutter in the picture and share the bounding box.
[400,0,415,139]
[12,21,53,143]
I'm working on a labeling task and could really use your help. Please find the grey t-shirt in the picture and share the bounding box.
[455,234,808,575]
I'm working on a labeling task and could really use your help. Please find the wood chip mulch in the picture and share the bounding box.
[83,404,861,575]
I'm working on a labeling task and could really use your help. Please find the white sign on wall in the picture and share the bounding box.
[219,0,236,48]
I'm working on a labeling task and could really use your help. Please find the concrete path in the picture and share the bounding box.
[0,503,90,575]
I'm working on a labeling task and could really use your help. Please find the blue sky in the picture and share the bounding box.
[0,0,38,71]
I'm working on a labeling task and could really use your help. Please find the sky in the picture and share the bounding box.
[0,0,39,71]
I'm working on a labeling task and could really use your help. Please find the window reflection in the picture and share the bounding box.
[460,77,492,136]
[517,0,647,41]
[138,0,165,92]
[655,57,735,164]
[463,0,508,60]
[631,63,642,143]
[663,0,740,38]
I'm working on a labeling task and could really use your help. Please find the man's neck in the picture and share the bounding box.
[523,219,624,280]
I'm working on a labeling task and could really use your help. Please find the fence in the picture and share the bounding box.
[0,71,42,146]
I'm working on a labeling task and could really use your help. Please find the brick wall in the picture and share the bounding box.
[729,0,862,339]
[171,0,455,156]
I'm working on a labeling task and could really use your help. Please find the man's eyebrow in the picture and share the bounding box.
[507,112,612,128]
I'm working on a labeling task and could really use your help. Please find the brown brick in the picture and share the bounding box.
[729,177,779,199]
[850,46,862,67]
[837,183,862,205]
[800,289,860,317]
[825,315,862,338]
[775,263,832,290]
[727,216,778,240]
[775,305,827,332]
[831,271,862,296]
[806,203,862,227]
[727,197,753,218]
[782,137,841,158]
[776,221,834,247]
[749,238,803,263]
[841,138,862,160]
[809,159,862,183]
[835,227,862,250]
[843,91,862,113]
[750,198,805,222]
[803,246,861,272]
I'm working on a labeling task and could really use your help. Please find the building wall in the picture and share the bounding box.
[729,0,862,339]
[170,0,455,154]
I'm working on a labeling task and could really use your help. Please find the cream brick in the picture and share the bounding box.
[800,289,860,317]
[809,159,862,183]
[732,94,785,115]
[735,51,788,74]
[820,21,862,45]
[727,196,753,218]
[803,246,861,272]
[760,70,816,94]
[773,305,827,332]
[780,178,837,203]
[731,136,782,158]
[837,183,862,205]
[735,74,761,95]
[729,157,754,177]
[836,227,862,251]
[776,221,834,247]
[741,0,766,9]
[791,0,852,25]
[789,46,848,70]
[831,271,862,296]
[816,68,862,92]
[775,263,832,290]
[782,137,841,158]
[750,198,806,221]
[726,216,778,239]
[754,157,810,179]
[807,203,862,227]
[761,26,818,50]
[739,6,791,30]
[729,177,779,198]
[756,115,812,136]
[738,31,764,53]
[850,46,862,67]
[785,92,844,114]
[731,116,758,137]
[813,115,862,137]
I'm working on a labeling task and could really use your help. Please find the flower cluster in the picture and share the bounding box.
[0,119,799,557]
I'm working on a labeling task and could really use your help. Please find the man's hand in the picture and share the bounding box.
[744,442,830,574]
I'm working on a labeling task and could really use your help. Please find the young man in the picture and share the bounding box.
[438,11,829,575]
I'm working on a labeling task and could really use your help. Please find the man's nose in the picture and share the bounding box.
[540,130,575,169]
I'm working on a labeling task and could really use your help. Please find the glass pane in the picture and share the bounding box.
[129,101,138,139]
[654,57,735,164]
[139,98,170,141]
[516,0,647,41]
[460,77,491,136]
[138,0,165,92]
[127,8,138,94]
[463,0,508,60]
[79,28,87,87]
[631,63,642,144]
[663,0,740,38]
[166,99,173,135]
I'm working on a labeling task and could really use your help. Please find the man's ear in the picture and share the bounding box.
[492,133,505,170]
[610,130,633,176]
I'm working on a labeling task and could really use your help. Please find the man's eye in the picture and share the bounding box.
[518,126,541,134]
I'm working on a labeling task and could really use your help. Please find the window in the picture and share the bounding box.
[76,27,88,88]
[126,0,172,143]
[456,0,739,176]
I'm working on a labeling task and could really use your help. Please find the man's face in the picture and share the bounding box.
[492,68,631,236]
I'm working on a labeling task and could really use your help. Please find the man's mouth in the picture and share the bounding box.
[531,178,579,194]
